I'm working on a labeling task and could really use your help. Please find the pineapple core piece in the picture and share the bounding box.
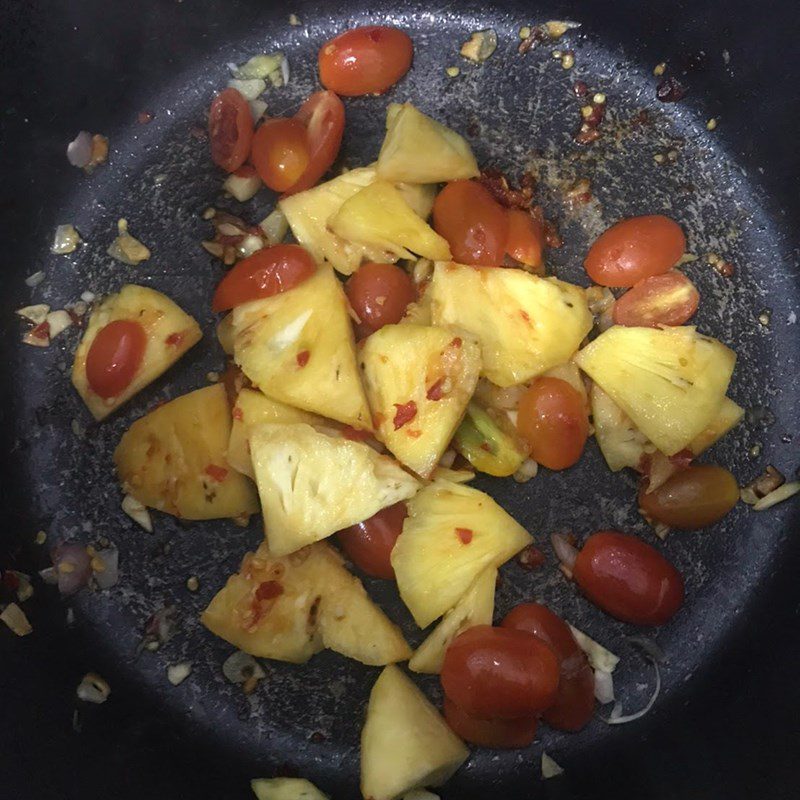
[361,665,469,800]
[430,262,592,387]
[360,324,481,478]
[391,481,532,627]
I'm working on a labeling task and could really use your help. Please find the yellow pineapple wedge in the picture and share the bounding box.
[114,384,259,520]
[452,402,527,477]
[377,102,480,183]
[360,324,481,478]
[409,568,496,674]
[72,284,201,420]
[250,423,419,556]
[232,265,371,430]
[430,262,592,387]
[575,325,736,455]
[590,384,652,472]
[227,388,322,479]
[429,466,475,484]
[689,396,744,455]
[361,665,469,800]
[202,541,410,665]
[251,778,329,800]
[330,181,452,262]
[391,481,532,627]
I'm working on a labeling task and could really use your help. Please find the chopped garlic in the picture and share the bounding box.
[231,53,285,84]
[288,13,301,26]
[77,672,110,703]
[51,224,81,254]
[752,481,800,511]
[260,208,289,245]
[568,624,620,672]
[227,78,267,101]
[460,29,498,63]
[107,219,150,265]
[16,304,50,325]
[249,98,268,123]
[122,494,153,532]
[46,310,73,339]
[541,752,564,778]
[0,602,32,636]
[167,662,193,686]
[25,271,45,287]
[544,20,581,39]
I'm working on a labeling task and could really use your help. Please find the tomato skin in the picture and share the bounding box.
[337,502,408,579]
[506,208,544,270]
[441,625,560,720]
[573,531,685,626]
[211,244,316,312]
[86,319,147,399]
[433,180,509,266]
[613,271,699,327]
[639,465,739,530]
[319,26,413,96]
[517,377,588,471]
[208,88,254,173]
[585,215,686,287]
[345,262,416,338]
[251,118,311,192]
[443,697,538,748]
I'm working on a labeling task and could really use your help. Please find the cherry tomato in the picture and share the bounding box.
[517,377,588,471]
[86,319,147,399]
[443,697,538,748]
[506,208,544,270]
[613,271,699,327]
[585,215,686,287]
[441,625,560,720]
[433,180,509,266]
[337,502,408,580]
[318,26,413,96]
[208,88,254,173]
[501,603,595,731]
[251,118,311,193]
[344,262,416,338]
[212,244,316,312]
[639,464,739,530]
[572,531,685,626]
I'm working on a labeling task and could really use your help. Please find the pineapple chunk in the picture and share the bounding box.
[452,402,527,477]
[361,665,469,800]
[377,103,480,184]
[114,384,259,520]
[227,388,322,478]
[590,385,651,472]
[251,778,329,800]
[689,396,744,455]
[391,481,532,627]
[544,361,588,404]
[72,284,201,420]
[233,266,371,430]
[250,423,419,556]
[575,325,736,455]
[330,181,451,262]
[360,324,481,478]
[429,466,475,484]
[396,182,437,220]
[409,568,496,674]
[430,263,592,387]
[202,541,410,665]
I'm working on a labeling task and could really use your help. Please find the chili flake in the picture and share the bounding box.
[256,580,284,601]
[426,378,445,401]
[296,350,310,367]
[393,401,418,430]
[451,337,462,348]
[165,332,184,346]
[343,425,371,441]
[204,464,228,482]
[232,406,244,421]
[455,527,474,544]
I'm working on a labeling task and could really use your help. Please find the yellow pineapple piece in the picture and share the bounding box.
[391,481,532,627]
[409,568,496,674]
[250,423,419,556]
[544,361,588,404]
[251,778,329,800]
[452,402,527,477]
[377,103,480,183]
[232,266,371,430]
[360,324,481,478]
[72,284,201,420]
[361,665,469,800]
[689,396,744,455]
[430,262,592,387]
[395,181,438,220]
[429,466,475,484]
[114,384,259,520]
[590,384,651,472]
[575,325,736,455]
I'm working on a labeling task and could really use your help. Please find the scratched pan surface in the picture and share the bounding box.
[1,0,799,798]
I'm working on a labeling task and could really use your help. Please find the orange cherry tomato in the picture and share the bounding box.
[208,88,254,173]
[443,697,538,748]
[517,377,588,471]
[505,208,544,270]
[572,531,685,626]
[337,502,408,579]
[85,319,147,398]
[585,215,686,287]
[344,262,416,338]
[318,26,413,96]
[251,118,311,193]
[613,271,699,327]
[432,180,509,266]
[211,244,316,312]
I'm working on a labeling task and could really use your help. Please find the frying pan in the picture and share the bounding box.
[1,1,798,798]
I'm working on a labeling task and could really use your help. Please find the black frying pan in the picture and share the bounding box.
[1,1,799,798]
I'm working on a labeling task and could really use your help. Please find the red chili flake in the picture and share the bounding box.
[30,321,50,341]
[204,464,228,482]
[519,310,531,323]
[656,76,687,103]
[137,111,154,124]
[165,332,184,346]
[479,442,491,452]
[255,580,284,601]
[517,545,546,570]
[232,406,244,421]
[426,378,445,401]
[451,337,462,349]
[455,527,474,544]
[393,401,418,430]
[343,425,371,441]
[296,350,310,368]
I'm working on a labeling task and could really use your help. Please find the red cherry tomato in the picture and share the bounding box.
[441,625,560,720]
[501,603,595,731]
[506,208,544,270]
[433,180,509,266]
[250,118,310,193]
[613,271,699,327]
[318,26,413,96]
[86,319,147,399]
[337,502,408,580]
[573,531,685,626]
[443,697,538,748]
[344,262,416,338]
[585,215,686,287]
[208,88,254,173]
[211,244,316,312]
[517,377,588,471]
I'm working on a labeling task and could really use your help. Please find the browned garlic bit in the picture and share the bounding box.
[107,219,151,265]
[460,29,498,63]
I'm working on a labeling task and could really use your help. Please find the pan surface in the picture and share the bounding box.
[1,1,799,798]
